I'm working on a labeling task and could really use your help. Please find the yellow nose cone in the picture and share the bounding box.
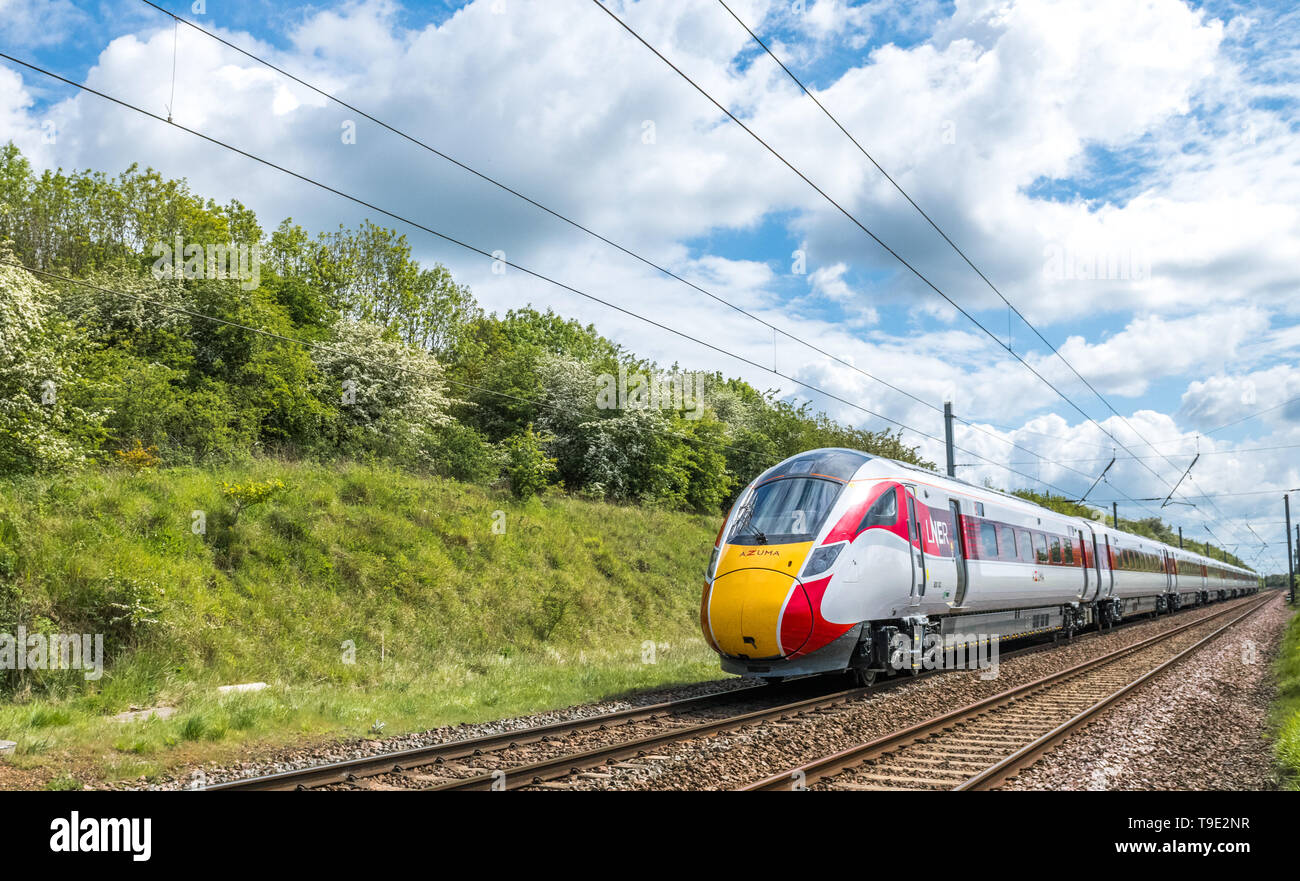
[706,541,814,659]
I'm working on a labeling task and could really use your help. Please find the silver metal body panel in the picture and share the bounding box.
[713,451,1257,680]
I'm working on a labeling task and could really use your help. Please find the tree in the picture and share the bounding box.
[310,318,455,464]
[0,144,260,276]
[0,258,106,471]
[316,221,480,353]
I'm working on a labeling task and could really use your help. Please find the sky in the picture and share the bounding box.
[1,0,1299,573]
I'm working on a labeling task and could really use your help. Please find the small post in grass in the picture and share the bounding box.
[1286,494,1295,605]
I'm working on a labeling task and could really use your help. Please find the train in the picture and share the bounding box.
[701,448,1259,683]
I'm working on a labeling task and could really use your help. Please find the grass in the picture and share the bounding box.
[0,460,722,786]
[1272,604,1300,790]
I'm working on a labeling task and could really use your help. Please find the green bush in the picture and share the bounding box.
[501,424,558,500]
[70,348,254,464]
[222,478,287,523]
[427,421,498,483]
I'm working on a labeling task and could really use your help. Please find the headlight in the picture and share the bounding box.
[802,542,846,578]
[706,546,720,577]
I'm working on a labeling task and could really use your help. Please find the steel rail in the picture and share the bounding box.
[206,684,767,791]
[740,594,1270,791]
[430,597,1258,791]
[954,595,1272,790]
[221,634,1041,791]
[429,684,873,791]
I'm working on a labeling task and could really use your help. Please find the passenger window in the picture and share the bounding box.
[1033,532,1048,563]
[1063,539,1074,565]
[996,524,1016,561]
[858,487,898,530]
[1016,529,1034,563]
[1049,536,1062,564]
[980,522,998,558]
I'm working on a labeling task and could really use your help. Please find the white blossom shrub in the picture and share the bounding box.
[0,258,105,471]
[311,318,455,464]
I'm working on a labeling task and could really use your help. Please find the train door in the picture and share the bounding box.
[1073,526,1089,600]
[1102,535,1115,597]
[1089,529,1104,601]
[903,485,926,605]
[950,499,968,606]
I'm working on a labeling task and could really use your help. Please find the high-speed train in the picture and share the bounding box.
[701,448,1259,683]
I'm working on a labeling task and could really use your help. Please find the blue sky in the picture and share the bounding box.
[3,0,1300,570]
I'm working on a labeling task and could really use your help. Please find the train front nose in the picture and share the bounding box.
[705,545,815,659]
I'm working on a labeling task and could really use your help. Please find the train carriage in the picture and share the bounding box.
[702,448,1258,683]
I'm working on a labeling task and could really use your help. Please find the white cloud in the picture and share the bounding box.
[0,66,49,159]
[808,261,850,298]
[2,0,1299,569]
[1179,366,1300,432]
[1037,307,1272,398]
[0,0,88,48]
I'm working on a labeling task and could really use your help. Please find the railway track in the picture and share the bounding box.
[742,593,1273,791]
[209,595,1263,791]
[214,670,909,791]
[206,681,775,790]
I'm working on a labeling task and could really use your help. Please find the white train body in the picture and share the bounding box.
[701,449,1258,680]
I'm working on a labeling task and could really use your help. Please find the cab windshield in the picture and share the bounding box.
[729,477,844,545]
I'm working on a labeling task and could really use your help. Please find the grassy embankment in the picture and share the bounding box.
[0,461,720,787]
[1273,601,1300,789]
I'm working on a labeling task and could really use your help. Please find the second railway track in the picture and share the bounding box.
[743,593,1274,791]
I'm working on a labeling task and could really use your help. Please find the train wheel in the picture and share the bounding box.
[849,668,878,687]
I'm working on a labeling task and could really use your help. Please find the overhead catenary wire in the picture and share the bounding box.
[139,0,1274,568]
[590,3,1210,501]
[720,0,1251,549]
[593,0,1249,545]
[0,55,1096,500]
[714,0,1224,507]
[133,0,1095,504]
